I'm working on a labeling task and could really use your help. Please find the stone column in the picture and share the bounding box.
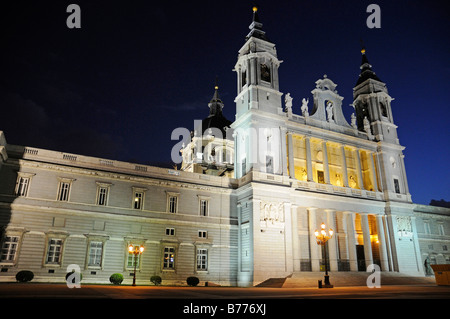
[345,212,358,271]
[368,151,378,191]
[280,127,289,176]
[322,141,330,184]
[375,215,389,271]
[354,148,365,190]
[340,144,349,187]
[326,209,338,271]
[291,205,300,272]
[361,214,373,269]
[287,132,295,179]
[305,137,313,182]
[308,208,320,271]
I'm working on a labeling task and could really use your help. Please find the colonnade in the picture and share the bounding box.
[291,206,392,273]
[286,133,379,192]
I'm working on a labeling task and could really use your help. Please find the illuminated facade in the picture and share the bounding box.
[0,7,449,286]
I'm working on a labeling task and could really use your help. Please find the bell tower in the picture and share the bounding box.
[233,6,283,118]
[353,47,411,201]
[353,47,398,144]
[232,6,285,178]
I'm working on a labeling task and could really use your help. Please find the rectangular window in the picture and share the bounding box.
[168,196,177,213]
[16,177,30,197]
[57,182,71,201]
[241,70,246,87]
[424,222,431,235]
[97,187,108,206]
[127,245,141,269]
[88,241,103,267]
[163,247,175,269]
[266,155,273,174]
[165,228,175,236]
[200,200,209,216]
[438,224,445,236]
[1,236,19,262]
[393,178,400,194]
[241,157,246,176]
[317,170,325,184]
[196,248,208,271]
[46,239,63,264]
[134,192,143,209]
[198,230,208,239]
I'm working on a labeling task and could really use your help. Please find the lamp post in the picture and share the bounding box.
[128,244,144,286]
[314,222,334,288]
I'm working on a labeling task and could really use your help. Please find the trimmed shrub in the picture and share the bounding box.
[186,276,199,287]
[150,275,162,286]
[65,271,83,283]
[109,273,124,285]
[15,270,34,283]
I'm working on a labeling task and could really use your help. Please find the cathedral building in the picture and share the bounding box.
[0,7,449,286]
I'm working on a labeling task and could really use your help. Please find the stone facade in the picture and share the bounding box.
[0,7,449,286]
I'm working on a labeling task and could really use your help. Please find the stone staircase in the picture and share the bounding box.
[282,272,436,288]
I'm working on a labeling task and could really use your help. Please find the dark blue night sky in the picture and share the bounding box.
[0,0,448,205]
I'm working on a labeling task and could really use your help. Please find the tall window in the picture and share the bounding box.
[424,221,431,235]
[57,182,71,201]
[46,239,63,264]
[266,155,273,174]
[163,247,175,269]
[260,63,271,82]
[134,192,143,209]
[97,187,108,206]
[15,177,30,197]
[241,70,246,87]
[88,241,103,267]
[393,178,400,194]
[1,236,19,262]
[196,248,208,271]
[167,193,179,214]
[200,199,209,217]
[127,244,141,269]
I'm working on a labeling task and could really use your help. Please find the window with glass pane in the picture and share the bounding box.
[46,239,63,264]
[16,177,30,197]
[1,236,19,262]
[200,200,208,216]
[134,192,143,209]
[127,247,140,269]
[97,187,108,206]
[58,182,70,201]
[168,196,177,213]
[163,247,175,269]
[88,241,103,266]
[196,248,208,271]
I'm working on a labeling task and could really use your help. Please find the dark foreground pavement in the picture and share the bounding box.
[1,283,449,299]
[1,283,449,318]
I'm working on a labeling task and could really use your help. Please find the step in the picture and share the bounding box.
[283,272,436,288]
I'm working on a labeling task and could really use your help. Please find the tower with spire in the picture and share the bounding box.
[352,47,410,200]
[232,5,284,178]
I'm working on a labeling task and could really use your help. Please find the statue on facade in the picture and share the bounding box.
[351,113,357,129]
[301,98,309,117]
[363,116,374,140]
[285,93,293,116]
[326,101,334,123]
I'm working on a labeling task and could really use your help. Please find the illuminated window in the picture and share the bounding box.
[163,247,175,269]
[196,248,208,271]
[46,239,63,264]
[134,192,143,209]
[1,236,19,262]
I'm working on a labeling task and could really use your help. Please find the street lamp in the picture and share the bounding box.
[128,244,144,286]
[314,222,334,288]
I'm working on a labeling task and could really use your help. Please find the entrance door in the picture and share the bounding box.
[356,245,366,271]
